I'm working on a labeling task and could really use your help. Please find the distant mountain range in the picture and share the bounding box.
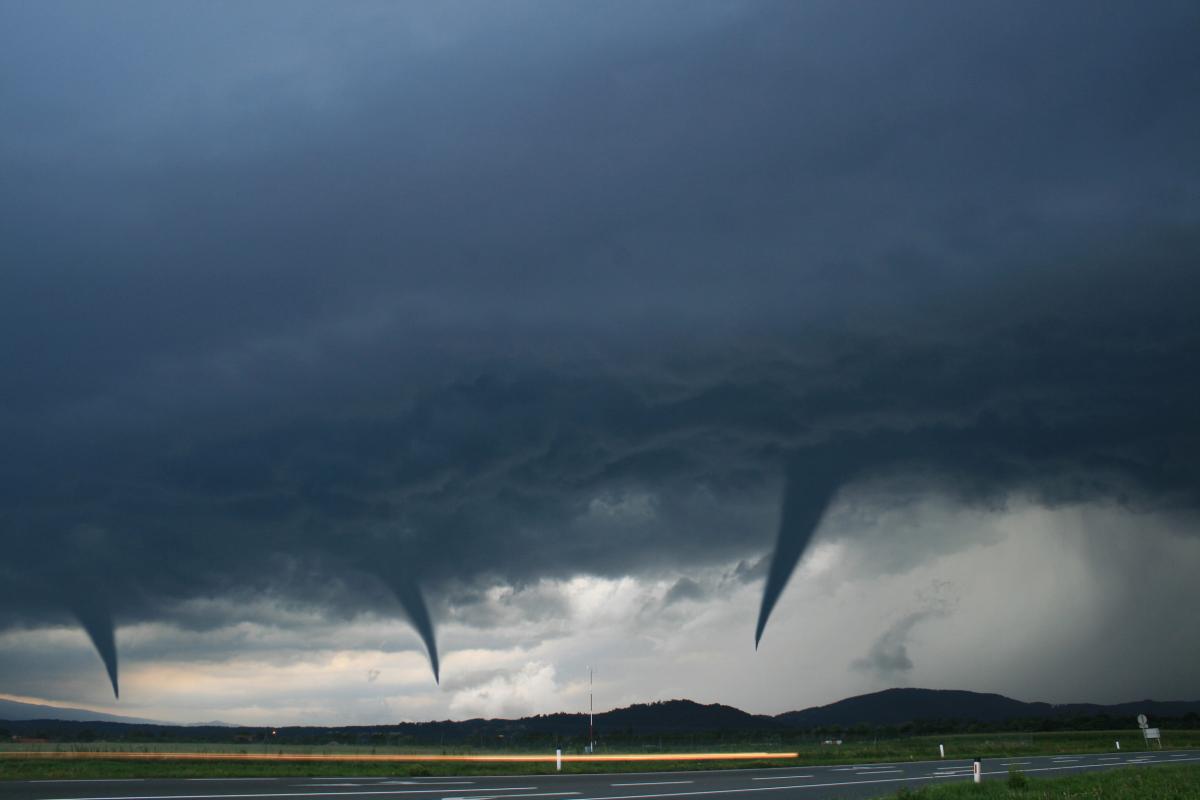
[3,689,1198,737]
[774,688,1200,728]
[0,698,162,725]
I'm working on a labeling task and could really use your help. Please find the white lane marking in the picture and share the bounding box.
[37,789,540,800]
[530,773,995,800]
[32,782,148,785]
[610,783,693,788]
[1006,757,1200,775]
[347,762,856,783]
[749,776,814,781]
[1001,761,1031,766]
[855,770,902,774]
[377,783,476,786]
[187,781,280,783]
[443,795,577,800]
[526,781,920,800]
[296,786,361,788]
[1097,758,1120,761]
[1032,760,1166,771]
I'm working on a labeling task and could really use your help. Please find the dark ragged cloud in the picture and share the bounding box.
[852,584,956,682]
[1,0,1199,703]
[663,577,707,608]
[854,626,915,681]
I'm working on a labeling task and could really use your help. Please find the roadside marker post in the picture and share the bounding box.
[973,758,982,784]
[1116,741,1120,750]
[939,744,944,759]
[556,749,562,771]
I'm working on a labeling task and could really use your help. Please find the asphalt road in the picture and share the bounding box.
[3,751,1197,800]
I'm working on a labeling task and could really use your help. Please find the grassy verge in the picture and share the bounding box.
[881,763,1200,798]
[0,757,794,780]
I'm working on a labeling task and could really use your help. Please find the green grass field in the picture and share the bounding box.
[1,730,1195,780]
[880,763,1200,798]
[4,758,784,780]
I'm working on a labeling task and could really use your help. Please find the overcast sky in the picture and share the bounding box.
[2,0,1199,726]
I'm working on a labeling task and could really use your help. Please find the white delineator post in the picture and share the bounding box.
[939,744,944,759]
[556,749,562,771]
[973,758,982,784]
[1116,741,1121,750]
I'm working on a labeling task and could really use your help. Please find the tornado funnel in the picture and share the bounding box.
[754,462,845,649]
[386,577,440,684]
[71,604,119,698]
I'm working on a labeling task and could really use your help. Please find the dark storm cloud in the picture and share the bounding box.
[2,0,1199,695]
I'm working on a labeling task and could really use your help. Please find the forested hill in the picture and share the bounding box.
[4,690,1198,744]
[775,688,1200,728]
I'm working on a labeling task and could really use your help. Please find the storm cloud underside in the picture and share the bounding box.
[1,0,1199,705]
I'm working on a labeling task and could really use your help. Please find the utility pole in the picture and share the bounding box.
[588,665,594,754]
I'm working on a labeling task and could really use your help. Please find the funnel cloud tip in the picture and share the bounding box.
[754,461,845,647]
[388,576,441,684]
[71,604,120,700]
